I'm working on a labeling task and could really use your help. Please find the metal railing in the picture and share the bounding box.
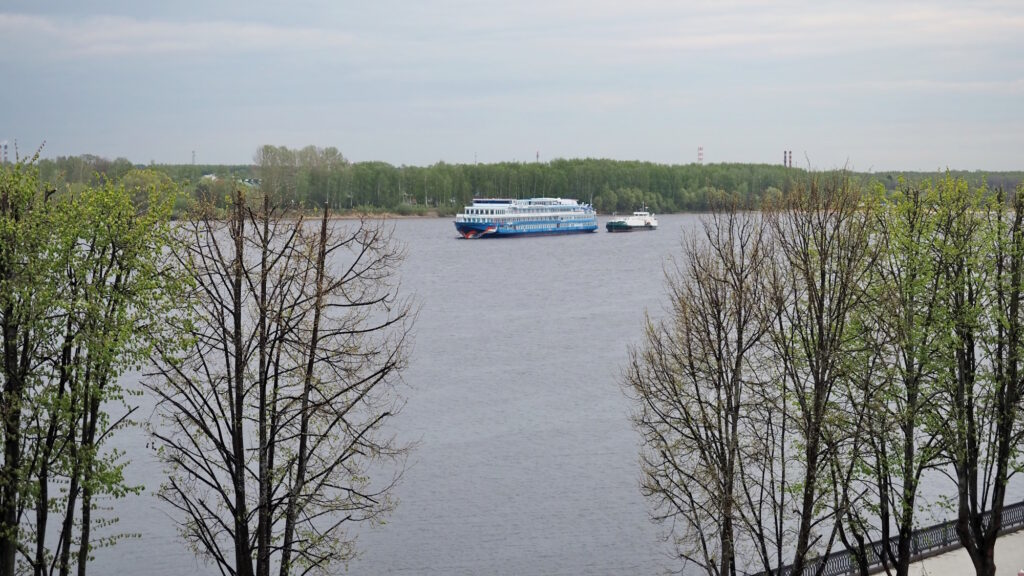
[753,499,1024,576]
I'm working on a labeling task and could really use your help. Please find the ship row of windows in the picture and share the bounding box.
[463,217,592,224]
[507,223,590,229]
[465,207,580,215]
[463,219,593,228]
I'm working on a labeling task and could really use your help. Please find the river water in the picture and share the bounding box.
[90,214,1012,575]
[348,216,695,575]
[95,214,692,575]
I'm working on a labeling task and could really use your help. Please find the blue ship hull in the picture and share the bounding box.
[455,221,598,239]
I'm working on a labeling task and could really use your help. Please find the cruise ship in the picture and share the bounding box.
[454,197,598,238]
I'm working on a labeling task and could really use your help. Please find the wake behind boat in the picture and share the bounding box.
[605,209,658,232]
[454,197,598,239]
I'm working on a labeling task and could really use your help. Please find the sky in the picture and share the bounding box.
[1,0,1022,171]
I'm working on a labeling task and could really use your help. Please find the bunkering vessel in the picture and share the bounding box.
[454,197,598,238]
[605,210,658,232]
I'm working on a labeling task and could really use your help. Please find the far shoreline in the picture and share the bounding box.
[330,209,443,220]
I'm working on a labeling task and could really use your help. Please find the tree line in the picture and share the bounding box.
[32,145,1024,216]
[627,173,1024,576]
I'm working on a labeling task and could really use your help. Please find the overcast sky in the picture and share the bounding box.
[2,1,1022,170]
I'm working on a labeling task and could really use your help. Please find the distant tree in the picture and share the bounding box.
[105,157,134,182]
[628,175,880,575]
[762,186,783,207]
[595,190,617,213]
[255,145,297,206]
[120,168,175,211]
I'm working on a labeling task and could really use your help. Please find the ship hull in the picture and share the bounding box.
[605,222,657,232]
[455,221,598,238]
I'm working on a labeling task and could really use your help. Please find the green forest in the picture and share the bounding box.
[30,145,1024,216]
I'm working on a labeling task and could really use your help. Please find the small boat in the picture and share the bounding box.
[605,209,658,232]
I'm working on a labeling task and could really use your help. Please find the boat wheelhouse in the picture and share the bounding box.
[454,197,598,239]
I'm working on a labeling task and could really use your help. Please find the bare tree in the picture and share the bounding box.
[628,177,879,576]
[626,202,770,575]
[763,172,878,575]
[147,185,414,576]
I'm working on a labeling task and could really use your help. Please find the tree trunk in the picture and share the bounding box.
[256,194,271,576]
[230,191,254,576]
[57,427,81,576]
[790,390,824,574]
[0,305,23,576]
[76,384,103,576]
